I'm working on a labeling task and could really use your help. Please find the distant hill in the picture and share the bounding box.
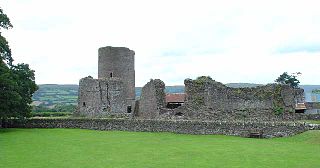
[135,85,184,99]
[300,85,320,102]
[32,84,78,107]
[225,83,263,88]
[32,83,320,107]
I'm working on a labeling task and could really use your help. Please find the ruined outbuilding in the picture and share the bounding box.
[74,46,135,118]
[166,93,186,109]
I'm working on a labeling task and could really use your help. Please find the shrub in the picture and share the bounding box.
[273,106,284,115]
[31,112,72,117]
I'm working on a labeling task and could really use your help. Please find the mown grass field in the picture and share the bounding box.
[1,129,320,168]
[302,120,320,124]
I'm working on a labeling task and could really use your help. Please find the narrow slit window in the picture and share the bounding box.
[110,72,113,77]
[127,106,132,113]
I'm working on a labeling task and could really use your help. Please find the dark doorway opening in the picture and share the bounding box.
[110,72,113,77]
[175,112,183,116]
[127,106,132,113]
[295,109,305,113]
[83,102,86,107]
[166,103,183,109]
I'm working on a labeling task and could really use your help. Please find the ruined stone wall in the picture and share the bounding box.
[5,118,318,138]
[75,77,127,118]
[295,113,320,120]
[137,79,166,119]
[98,46,135,106]
[183,77,304,121]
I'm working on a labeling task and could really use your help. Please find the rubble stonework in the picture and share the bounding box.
[181,77,305,121]
[74,77,127,117]
[75,46,135,117]
[6,118,319,138]
[137,79,166,119]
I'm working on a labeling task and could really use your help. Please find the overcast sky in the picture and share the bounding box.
[2,0,320,86]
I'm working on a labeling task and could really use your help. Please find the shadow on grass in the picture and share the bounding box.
[0,128,20,134]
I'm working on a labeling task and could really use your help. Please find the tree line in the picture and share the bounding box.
[33,104,76,113]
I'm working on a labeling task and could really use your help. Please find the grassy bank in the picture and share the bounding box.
[1,129,319,168]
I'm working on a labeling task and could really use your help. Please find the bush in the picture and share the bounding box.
[31,112,72,117]
[273,106,284,115]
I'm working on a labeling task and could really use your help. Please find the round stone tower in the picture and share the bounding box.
[98,46,135,106]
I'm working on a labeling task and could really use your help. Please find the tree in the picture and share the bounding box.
[0,62,20,120]
[11,64,38,118]
[0,7,13,65]
[275,72,301,88]
[0,7,38,124]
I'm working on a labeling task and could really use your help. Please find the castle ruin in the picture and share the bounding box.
[75,46,306,121]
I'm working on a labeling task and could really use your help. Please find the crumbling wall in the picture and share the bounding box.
[137,79,166,119]
[183,77,304,121]
[74,76,127,118]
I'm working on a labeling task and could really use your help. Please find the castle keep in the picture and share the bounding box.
[98,47,135,102]
[75,47,135,117]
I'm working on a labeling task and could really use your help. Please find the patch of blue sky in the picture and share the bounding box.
[276,44,320,54]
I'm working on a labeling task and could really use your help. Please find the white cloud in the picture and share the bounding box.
[1,0,320,86]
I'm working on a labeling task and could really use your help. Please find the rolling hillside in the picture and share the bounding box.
[32,84,78,107]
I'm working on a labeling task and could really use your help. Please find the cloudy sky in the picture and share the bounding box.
[2,0,320,86]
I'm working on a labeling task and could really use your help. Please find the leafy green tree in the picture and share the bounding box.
[311,89,320,94]
[0,7,38,124]
[11,64,38,117]
[0,62,20,119]
[0,7,13,65]
[275,72,300,88]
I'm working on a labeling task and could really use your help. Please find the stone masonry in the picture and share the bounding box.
[137,79,166,119]
[181,77,305,121]
[98,46,135,105]
[6,118,319,138]
[75,46,135,118]
[75,76,127,117]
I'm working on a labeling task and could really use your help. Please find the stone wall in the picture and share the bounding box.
[75,76,129,117]
[183,77,304,121]
[295,113,320,120]
[137,79,166,119]
[5,118,318,138]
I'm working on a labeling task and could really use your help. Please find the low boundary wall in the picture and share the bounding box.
[4,118,319,138]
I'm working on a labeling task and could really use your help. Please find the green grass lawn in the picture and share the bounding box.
[301,120,320,124]
[1,129,320,168]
